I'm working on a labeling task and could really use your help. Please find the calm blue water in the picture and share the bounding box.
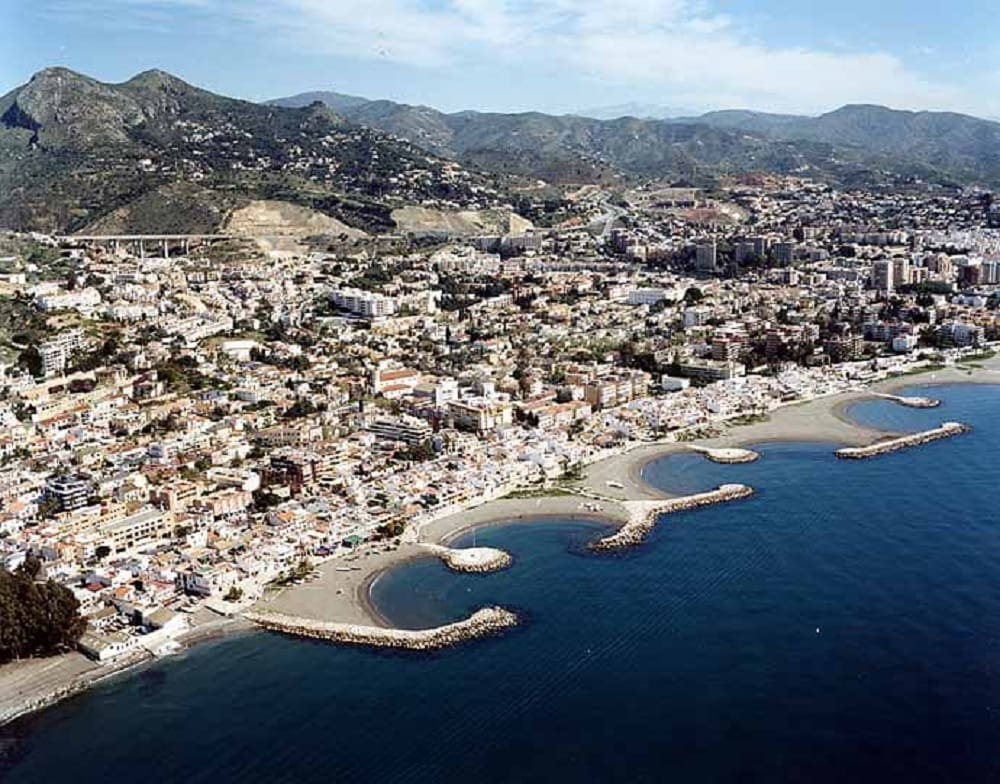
[3,384,1000,783]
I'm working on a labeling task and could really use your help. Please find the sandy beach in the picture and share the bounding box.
[5,359,998,726]
[260,358,1000,631]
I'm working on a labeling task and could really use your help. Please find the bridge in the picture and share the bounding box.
[54,234,234,257]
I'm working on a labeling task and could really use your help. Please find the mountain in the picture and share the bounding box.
[675,109,807,134]
[272,89,1000,189]
[0,68,503,234]
[6,67,1000,236]
[268,93,886,186]
[272,90,371,115]
[575,103,693,120]
[687,105,1000,184]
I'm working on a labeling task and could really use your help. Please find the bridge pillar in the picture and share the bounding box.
[138,239,145,259]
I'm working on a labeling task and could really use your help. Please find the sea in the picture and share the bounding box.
[2,383,1000,783]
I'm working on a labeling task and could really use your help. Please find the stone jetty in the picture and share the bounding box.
[422,544,512,573]
[590,483,755,551]
[243,606,518,650]
[872,392,941,409]
[835,422,969,459]
[689,445,760,464]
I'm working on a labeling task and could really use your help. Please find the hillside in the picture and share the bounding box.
[272,91,840,184]
[0,68,506,234]
[683,105,1000,184]
[273,90,1000,188]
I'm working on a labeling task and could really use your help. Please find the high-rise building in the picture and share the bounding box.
[892,257,911,287]
[695,241,718,272]
[772,242,796,266]
[872,260,894,292]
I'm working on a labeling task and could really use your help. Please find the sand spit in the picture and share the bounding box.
[590,484,755,551]
[244,607,518,650]
[835,422,969,459]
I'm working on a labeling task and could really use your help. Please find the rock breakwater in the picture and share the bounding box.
[873,392,941,409]
[243,607,518,650]
[590,484,755,551]
[835,422,969,459]
[424,544,512,573]
[690,446,760,464]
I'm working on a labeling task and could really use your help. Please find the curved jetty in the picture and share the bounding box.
[835,422,969,459]
[590,484,755,551]
[424,544,512,573]
[872,392,941,408]
[689,445,760,464]
[244,607,518,650]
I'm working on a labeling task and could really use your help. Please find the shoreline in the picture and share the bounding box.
[259,366,987,634]
[0,612,254,729]
[4,361,998,727]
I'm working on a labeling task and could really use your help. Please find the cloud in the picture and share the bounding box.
[32,0,985,113]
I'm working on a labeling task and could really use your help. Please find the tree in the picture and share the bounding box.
[223,585,244,602]
[0,565,86,663]
[19,345,43,379]
[683,287,704,304]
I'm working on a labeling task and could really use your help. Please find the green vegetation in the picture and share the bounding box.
[0,555,86,663]
[727,413,770,427]
[504,486,575,500]
[223,585,244,602]
[156,357,230,394]
[271,558,315,587]
[374,519,407,539]
[393,440,437,463]
[961,350,996,363]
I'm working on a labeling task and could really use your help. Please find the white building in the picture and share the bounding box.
[331,288,397,318]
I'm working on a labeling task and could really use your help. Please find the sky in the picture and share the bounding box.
[2,0,1000,118]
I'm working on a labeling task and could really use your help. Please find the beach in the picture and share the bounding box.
[0,609,252,727]
[259,362,1000,630]
[4,359,998,726]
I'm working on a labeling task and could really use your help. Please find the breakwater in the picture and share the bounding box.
[590,484,755,551]
[835,422,969,459]
[872,392,941,409]
[690,445,760,464]
[243,607,518,650]
[424,544,513,574]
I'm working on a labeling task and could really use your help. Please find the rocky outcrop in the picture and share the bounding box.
[590,484,755,551]
[243,607,518,650]
[835,422,969,459]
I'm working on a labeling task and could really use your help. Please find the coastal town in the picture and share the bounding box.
[1,175,1000,718]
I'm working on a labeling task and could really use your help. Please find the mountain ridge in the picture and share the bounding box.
[271,88,1000,187]
[5,66,1000,235]
[0,67,504,234]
